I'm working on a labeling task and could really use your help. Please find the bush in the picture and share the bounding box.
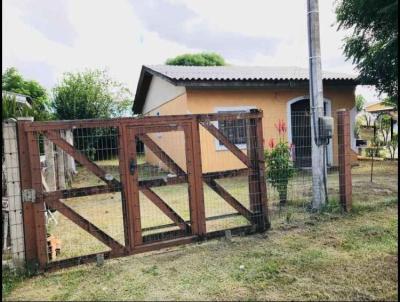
[264,120,295,205]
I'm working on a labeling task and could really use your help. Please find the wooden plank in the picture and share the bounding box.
[200,122,251,168]
[116,124,131,248]
[204,178,252,221]
[138,133,186,176]
[203,168,248,180]
[126,128,143,247]
[17,119,37,265]
[246,113,268,231]
[27,131,48,269]
[24,112,263,132]
[337,109,352,212]
[42,130,120,188]
[45,198,125,253]
[43,185,120,202]
[189,118,206,235]
[254,115,269,229]
[140,187,190,231]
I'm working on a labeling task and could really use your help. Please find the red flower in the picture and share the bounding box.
[274,119,287,136]
[268,138,276,149]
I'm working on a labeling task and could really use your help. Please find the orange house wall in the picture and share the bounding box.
[144,85,357,173]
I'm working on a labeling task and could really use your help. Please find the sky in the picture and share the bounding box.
[3,0,380,103]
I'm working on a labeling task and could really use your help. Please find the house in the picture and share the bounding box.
[365,101,398,138]
[132,65,359,173]
[2,91,33,107]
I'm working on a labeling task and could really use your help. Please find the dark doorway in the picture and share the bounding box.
[290,99,329,168]
[291,99,311,168]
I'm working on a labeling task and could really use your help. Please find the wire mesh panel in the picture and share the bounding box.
[135,128,191,242]
[200,119,251,232]
[18,111,268,271]
[2,120,25,269]
[31,126,125,264]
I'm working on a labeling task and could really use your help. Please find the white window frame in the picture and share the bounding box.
[214,106,257,151]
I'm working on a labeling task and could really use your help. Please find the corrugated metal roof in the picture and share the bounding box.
[145,65,358,81]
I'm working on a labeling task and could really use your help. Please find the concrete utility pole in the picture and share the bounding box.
[307,0,327,210]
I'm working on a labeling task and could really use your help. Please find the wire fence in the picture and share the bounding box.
[2,109,398,270]
[2,120,25,269]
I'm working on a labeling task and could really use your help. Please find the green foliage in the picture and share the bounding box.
[2,95,34,120]
[2,67,53,120]
[52,69,132,120]
[165,52,226,66]
[264,120,294,205]
[355,95,365,112]
[52,69,132,160]
[387,133,398,159]
[375,113,392,144]
[335,0,398,109]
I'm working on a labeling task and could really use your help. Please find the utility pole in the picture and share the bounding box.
[307,0,327,210]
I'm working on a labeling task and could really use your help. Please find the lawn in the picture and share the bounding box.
[2,160,398,301]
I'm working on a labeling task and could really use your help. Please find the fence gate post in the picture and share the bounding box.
[3,119,25,268]
[337,109,352,212]
[247,109,269,231]
[17,118,48,271]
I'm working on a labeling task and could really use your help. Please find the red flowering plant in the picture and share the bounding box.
[264,119,295,205]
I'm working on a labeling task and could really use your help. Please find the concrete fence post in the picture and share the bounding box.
[3,118,26,268]
[337,109,352,212]
[56,130,66,190]
[44,138,56,191]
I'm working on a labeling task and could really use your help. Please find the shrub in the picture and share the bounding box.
[264,120,295,205]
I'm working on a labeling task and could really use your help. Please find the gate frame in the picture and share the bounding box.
[18,110,269,271]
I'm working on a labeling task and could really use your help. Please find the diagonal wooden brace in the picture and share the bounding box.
[41,130,120,188]
[204,178,252,221]
[45,198,126,254]
[137,134,186,176]
[200,122,251,168]
[140,187,190,232]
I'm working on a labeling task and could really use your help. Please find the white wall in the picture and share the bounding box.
[142,76,186,114]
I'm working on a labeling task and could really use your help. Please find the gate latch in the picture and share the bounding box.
[22,189,36,203]
[129,159,137,175]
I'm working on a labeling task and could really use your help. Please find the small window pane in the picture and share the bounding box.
[217,110,247,146]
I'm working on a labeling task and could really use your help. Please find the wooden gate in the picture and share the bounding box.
[18,110,269,271]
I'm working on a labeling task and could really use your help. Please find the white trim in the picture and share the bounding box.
[213,105,256,151]
[349,106,358,152]
[286,96,333,166]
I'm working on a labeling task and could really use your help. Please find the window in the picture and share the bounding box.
[217,110,248,148]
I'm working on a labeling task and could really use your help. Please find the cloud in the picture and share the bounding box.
[129,0,278,59]
[2,0,379,102]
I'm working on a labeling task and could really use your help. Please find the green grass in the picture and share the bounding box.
[3,196,397,301]
[3,160,397,301]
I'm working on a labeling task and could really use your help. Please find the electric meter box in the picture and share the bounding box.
[318,116,334,141]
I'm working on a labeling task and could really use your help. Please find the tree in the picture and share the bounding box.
[165,52,226,66]
[355,95,365,112]
[52,69,132,120]
[52,69,132,160]
[335,0,398,109]
[387,133,398,159]
[375,113,392,144]
[2,67,53,120]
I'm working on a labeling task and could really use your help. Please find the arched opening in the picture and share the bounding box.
[287,96,332,168]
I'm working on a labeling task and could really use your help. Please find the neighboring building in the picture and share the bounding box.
[365,101,398,135]
[2,91,33,107]
[132,65,359,173]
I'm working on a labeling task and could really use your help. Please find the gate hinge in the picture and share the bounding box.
[22,189,36,203]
